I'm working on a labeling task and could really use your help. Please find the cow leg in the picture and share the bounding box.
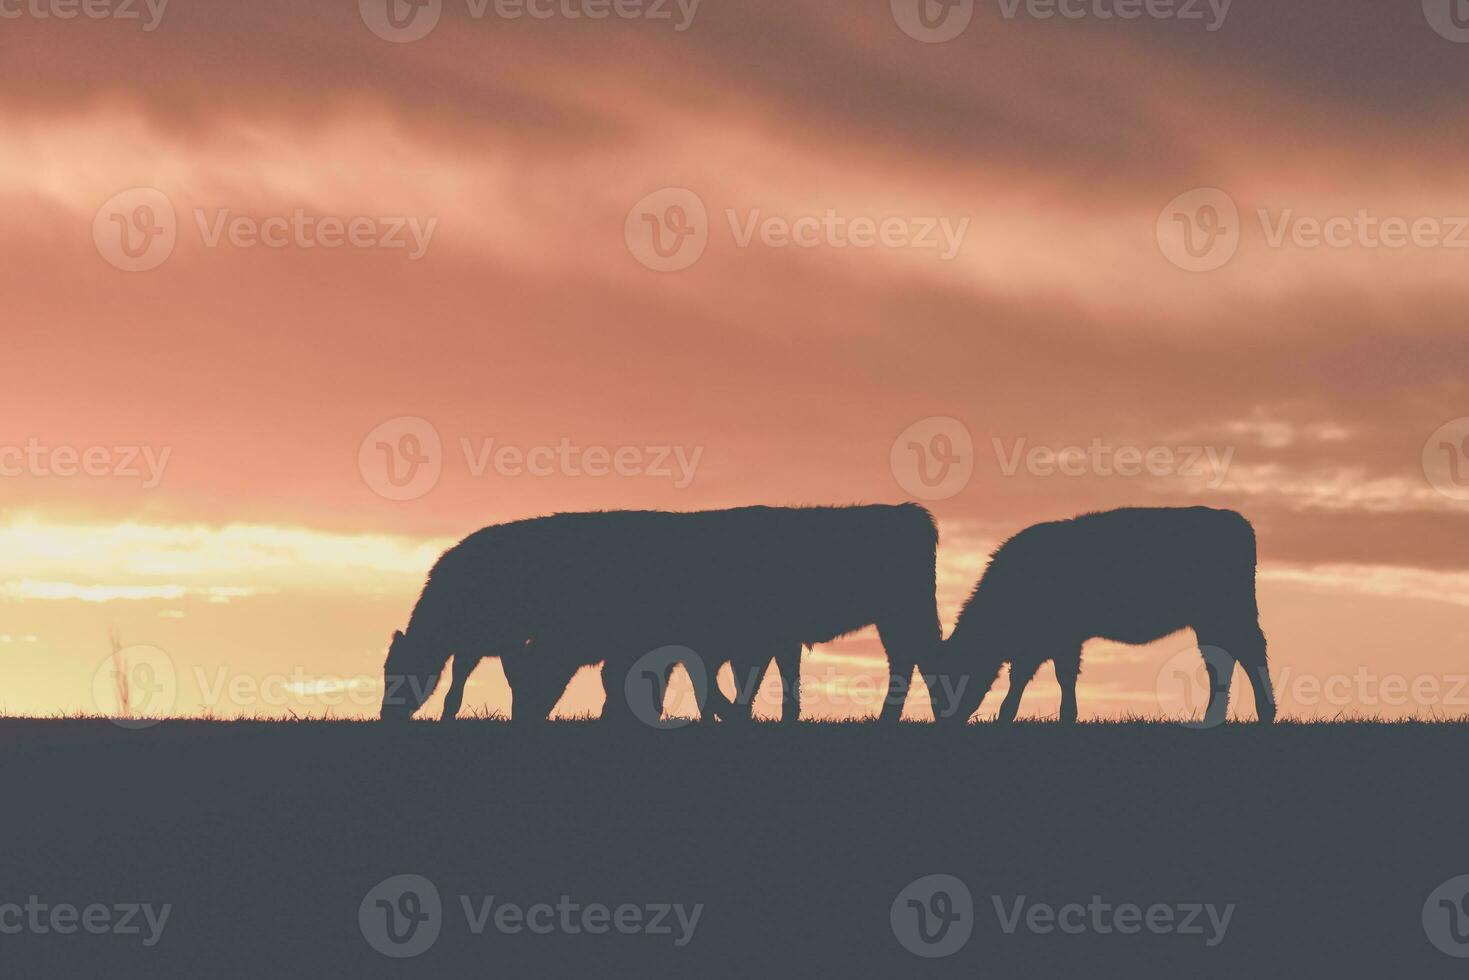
[714,656,762,724]
[441,653,478,721]
[501,652,532,724]
[504,648,578,724]
[1193,642,1236,729]
[1239,628,1277,724]
[611,653,731,725]
[1196,623,1274,725]
[775,644,802,726]
[602,659,639,726]
[701,686,740,724]
[876,617,939,725]
[1054,652,1081,725]
[996,659,1041,724]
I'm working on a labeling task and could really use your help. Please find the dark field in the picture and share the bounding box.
[2,719,1468,977]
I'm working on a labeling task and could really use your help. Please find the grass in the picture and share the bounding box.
[1,718,1466,977]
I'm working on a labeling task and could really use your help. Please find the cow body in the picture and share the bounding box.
[382,504,943,724]
[939,507,1276,726]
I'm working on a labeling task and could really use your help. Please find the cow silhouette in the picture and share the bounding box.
[453,640,790,724]
[938,507,1276,726]
[381,504,943,724]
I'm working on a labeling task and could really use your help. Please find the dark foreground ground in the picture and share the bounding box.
[2,719,1468,978]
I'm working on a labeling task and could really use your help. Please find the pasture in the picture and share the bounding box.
[1,718,1465,976]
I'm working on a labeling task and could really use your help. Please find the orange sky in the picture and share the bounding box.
[2,0,1469,722]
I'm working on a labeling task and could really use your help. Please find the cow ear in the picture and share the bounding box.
[392,630,405,642]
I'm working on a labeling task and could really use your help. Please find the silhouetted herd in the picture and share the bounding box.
[381,505,1276,726]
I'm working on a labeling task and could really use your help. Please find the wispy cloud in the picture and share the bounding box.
[0,581,256,603]
[1262,564,1469,608]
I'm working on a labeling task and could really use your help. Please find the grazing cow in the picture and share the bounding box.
[380,504,943,725]
[937,507,1276,726]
